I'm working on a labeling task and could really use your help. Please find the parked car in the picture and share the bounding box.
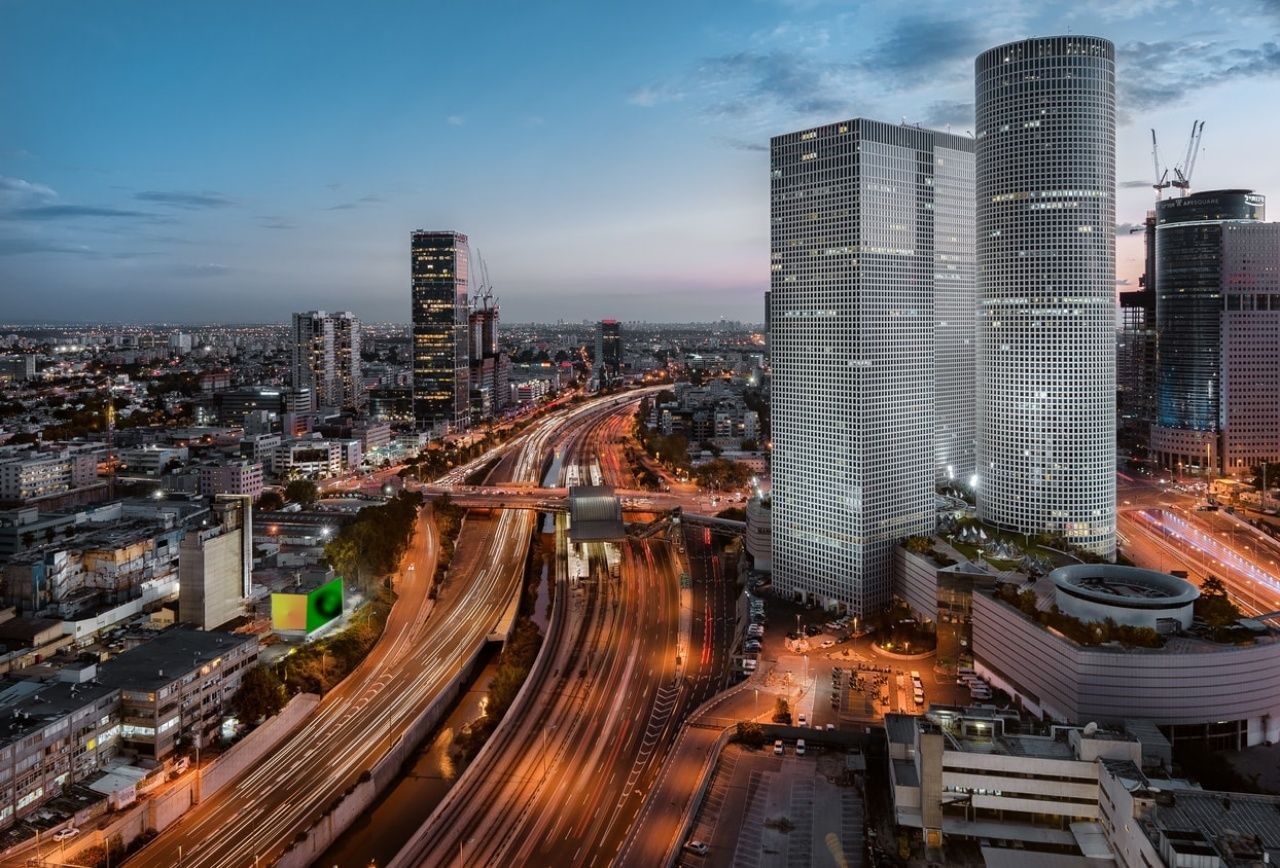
[53,829,80,843]
[797,714,807,728]
[684,839,710,856]
[796,739,807,756]
[774,739,785,755]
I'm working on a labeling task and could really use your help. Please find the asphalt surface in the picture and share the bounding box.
[395,399,739,868]
[123,397,620,867]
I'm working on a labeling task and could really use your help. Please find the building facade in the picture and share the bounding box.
[595,319,622,383]
[975,36,1117,557]
[770,119,968,615]
[411,231,470,431]
[290,311,362,410]
[178,495,251,630]
[1150,190,1279,475]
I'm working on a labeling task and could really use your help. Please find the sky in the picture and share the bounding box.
[1,0,1278,325]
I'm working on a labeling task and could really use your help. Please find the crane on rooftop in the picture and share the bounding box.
[1170,119,1205,197]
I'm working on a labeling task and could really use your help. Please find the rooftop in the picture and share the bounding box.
[98,627,256,692]
[0,678,119,751]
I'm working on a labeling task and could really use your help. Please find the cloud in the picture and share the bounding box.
[1119,179,1153,189]
[1118,39,1280,112]
[1115,222,1145,234]
[1116,277,1133,285]
[525,115,545,127]
[2,205,156,221]
[697,52,854,117]
[627,84,686,107]
[0,237,93,257]
[919,100,973,129]
[258,217,295,230]
[325,194,383,211]
[860,17,984,81]
[135,190,233,209]
[172,262,231,277]
[0,175,57,207]
[446,115,465,126]
[713,136,770,152]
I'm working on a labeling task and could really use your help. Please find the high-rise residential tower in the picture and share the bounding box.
[411,231,470,430]
[1151,189,1278,476]
[975,36,1117,557]
[290,310,362,410]
[770,119,973,616]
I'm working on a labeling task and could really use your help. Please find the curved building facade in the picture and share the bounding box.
[973,590,1280,749]
[974,36,1116,557]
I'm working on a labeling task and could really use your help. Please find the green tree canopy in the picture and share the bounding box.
[232,665,286,722]
[284,478,319,506]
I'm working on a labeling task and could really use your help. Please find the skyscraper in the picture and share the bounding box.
[468,295,509,419]
[411,231,470,430]
[1151,189,1278,476]
[595,319,622,383]
[933,135,977,485]
[290,310,362,410]
[975,36,1117,557]
[770,119,971,616]
[291,311,333,406]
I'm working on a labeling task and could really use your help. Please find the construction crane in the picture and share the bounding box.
[1150,129,1171,199]
[1170,120,1205,197]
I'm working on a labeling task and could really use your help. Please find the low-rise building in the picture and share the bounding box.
[973,566,1280,749]
[887,707,1143,857]
[98,627,258,761]
[197,460,264,499]
[0,675,121,830]
[0,446,100,504]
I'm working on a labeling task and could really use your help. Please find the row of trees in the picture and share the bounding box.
[996,583,1164,648]
[692,458,753,491]
[323,491,425,593]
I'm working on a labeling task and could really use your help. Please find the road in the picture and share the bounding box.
[1116,471,1280,615]
[393,399,739,868]
[124,396,640,867]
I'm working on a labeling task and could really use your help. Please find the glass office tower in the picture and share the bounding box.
[411,231,470,430]
[975,36,1117,557]
[770,118,973,616]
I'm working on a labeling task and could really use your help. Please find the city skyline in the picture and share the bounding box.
[3,0,1279,323]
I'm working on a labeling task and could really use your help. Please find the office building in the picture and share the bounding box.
[0,446,100,504]
[290,311,362,410]
[975,36,1117,557]
[411,231,470,431]
[178,495,252,630]
[1150,190,1279,476]
[770,119,971,616]
[933,135,977,485]
[595,319,622,382]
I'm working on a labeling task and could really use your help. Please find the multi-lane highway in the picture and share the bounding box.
[394,398,739,868]
[125,393,643,867]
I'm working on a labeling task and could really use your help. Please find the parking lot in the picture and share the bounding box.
[679,743,865,868]
[736,583,983,730]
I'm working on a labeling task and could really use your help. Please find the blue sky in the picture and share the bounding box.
[1,0,1278,324]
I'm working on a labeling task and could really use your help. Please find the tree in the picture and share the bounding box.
[231,665,286,722]
[256,490,285,512]
[1196,576,1242,628]
[284,479,319,506]
[771,697,791,725]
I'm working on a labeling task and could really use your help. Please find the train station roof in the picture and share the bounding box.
[568,486,624,542]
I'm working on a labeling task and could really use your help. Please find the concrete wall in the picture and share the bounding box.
[276,637,492,868]
[973,592,1280,744]
[44,693,319,867]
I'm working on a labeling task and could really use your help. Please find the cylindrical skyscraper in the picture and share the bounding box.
[975,36,1116,557]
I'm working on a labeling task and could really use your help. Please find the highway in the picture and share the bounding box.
[125,394,642,867]
[393,398,739,868]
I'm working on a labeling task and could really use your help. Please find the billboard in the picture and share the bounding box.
[271,578,345,634]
